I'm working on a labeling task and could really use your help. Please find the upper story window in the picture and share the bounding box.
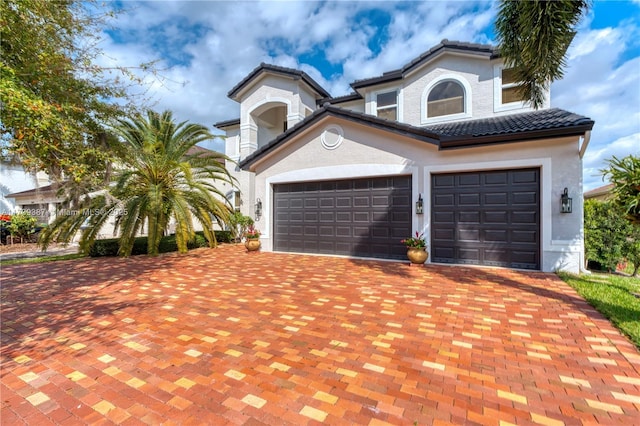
[421,75,472,125]
[376,91,398,121]
[494,65,532,112]
[427,81,464,118]
[500,68,526,104]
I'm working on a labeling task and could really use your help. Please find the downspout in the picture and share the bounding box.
[579,130,591,159]
[579,130,592,273]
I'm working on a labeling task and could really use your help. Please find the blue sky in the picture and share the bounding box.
[99,0,640,191]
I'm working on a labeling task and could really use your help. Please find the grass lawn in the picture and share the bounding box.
[558,271,640,349]
[0,253,86,266]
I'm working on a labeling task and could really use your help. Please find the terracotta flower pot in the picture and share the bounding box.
[407,247,428,264]
[245,239,261,252]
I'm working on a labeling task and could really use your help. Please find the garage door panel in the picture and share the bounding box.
[434,194,455,207]
[372,212,389,222]
[512,230,537,243]
[431,168,539,269]
[319,212,335,222]
[304,226,318,236]
[458,229,480,242]
[336,197,352,208]
[336,212,351,222]
[485,193,508,205]
[512,170,538,184]
[459,193,480,205]
[432,245,455,261]
[512,211,537,224]
[458,247,480,261]
[484,211,507,223]
[320,197,335,208]
[433,228,455,240]
[353,196,370,207]
[485,172,508,185]
[484,229,508,242]
[353,212,370,222]
[459,211,480,223]
[304,212,318,221]
[459,174,481,187]
[512,191,537,205]
[336,227,352,237]
[274,176,411,259]
[319,226,335,237]
[372,195,390,206]
[434,211,455,223]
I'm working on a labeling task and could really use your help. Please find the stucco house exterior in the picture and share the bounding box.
[215,40,594,273]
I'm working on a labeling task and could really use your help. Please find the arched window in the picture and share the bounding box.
[427,81,465,118]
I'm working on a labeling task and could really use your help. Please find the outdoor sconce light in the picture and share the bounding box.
[416,194,424,215]
[255,198,263,219]
[560,188,572,213]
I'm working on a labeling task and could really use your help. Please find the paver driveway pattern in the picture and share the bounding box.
[1,245,639,425]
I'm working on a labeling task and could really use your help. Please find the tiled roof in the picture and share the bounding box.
[213,118,240,129]
[426,108,594,148]
[239,106,594,170]
[318,92,362,105]
[227,63,330,100]
[351,40,498,90]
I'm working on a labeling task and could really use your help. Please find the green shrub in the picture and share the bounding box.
[7,211,38,241]
[88,230,232,257]
[585,199,627,271]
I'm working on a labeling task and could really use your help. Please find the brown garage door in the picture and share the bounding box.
[273,176,411,260]
[431,168,540,270]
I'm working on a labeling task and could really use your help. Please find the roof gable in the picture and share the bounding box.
[350,40,499,90]
[228,63,330,101]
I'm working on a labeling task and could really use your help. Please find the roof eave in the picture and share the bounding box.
[438,123,595,150]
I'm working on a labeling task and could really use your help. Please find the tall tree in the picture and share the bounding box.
[0,0,155,185]
[495,0,590,109]
[40,110,236,256]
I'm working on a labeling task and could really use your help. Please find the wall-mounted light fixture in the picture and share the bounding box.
[560,188,572,213]
[255,198,263,220]
[416,194,424,215]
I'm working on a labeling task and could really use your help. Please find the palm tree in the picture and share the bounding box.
[495,0,590,109]
[40,110,237,256]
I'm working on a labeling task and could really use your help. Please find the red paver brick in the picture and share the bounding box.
[2,244,640,424]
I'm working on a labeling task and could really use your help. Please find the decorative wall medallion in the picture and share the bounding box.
[321,125,343,150]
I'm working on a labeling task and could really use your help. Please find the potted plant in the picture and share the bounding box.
[401,231,428,264]
[244,225,261,252]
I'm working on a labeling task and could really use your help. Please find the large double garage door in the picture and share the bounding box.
[273,168,540,269]
[273,176,412,260]
[431,168,540,270]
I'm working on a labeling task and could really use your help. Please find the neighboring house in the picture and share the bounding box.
[584,183,614,201]
[5,183,64,224]
[1,160,53,218]
[3,145,225,239]
[215,40,594,273]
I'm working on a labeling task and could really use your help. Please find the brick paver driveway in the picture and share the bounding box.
[2,245,639,425]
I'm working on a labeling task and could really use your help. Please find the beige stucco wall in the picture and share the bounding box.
[246,115,584,273]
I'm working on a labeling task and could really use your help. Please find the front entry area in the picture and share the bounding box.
[273,176,412,260]
[430,168,540,270]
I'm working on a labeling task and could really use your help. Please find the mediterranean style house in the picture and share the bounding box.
[215,40,594,273]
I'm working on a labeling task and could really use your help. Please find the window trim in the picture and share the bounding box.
[493,65,528,112]
[372,88,401,121]
[421,74,472,124]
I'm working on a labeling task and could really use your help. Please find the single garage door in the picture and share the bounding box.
[274,176,411,260]
[431,168,540,270]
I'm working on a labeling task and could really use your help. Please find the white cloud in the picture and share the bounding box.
[95,0,639,173]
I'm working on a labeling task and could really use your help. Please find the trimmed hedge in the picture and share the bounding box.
[89,230,233,257]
